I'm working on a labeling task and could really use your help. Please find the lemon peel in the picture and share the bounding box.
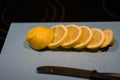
[26,26,54,50]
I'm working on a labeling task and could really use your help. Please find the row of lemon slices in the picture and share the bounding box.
[26,24,114,50]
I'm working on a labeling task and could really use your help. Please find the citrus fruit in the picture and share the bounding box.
[101,28,114,48]
[74,26,93,49]
[48,24,68,49]
[61,24,82,48]
[87,28,105,49]
[26,26,54,50]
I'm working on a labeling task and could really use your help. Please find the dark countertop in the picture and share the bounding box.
[0,0,120,52]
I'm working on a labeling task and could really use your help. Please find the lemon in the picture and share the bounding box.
[61,24,82,48]
[87,28,105,49]
[101,28,114,48]
[48,24,68,49]
[74,26,93,49]
[26,26,54,50]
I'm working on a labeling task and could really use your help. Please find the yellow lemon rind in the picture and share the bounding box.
[26,26,54,50]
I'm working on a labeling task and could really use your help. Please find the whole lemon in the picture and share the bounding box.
[26,26,54,50]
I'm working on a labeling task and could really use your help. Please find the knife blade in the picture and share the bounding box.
[37,66,120,80]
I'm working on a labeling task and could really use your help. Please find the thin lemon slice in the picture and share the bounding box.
[74,26,93,49]
[101,28,114,48]
[61,24,82,48]
[87,28,105,49]
[48,24,68,49]
[26,26,54,50]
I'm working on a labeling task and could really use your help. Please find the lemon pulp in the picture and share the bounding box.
[48,25,68,49]
[62,24,82,48]
[74,26,93,49]
[87,28,105,49]
[101,28,114,48]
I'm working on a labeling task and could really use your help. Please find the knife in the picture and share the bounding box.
[37,66,120,80]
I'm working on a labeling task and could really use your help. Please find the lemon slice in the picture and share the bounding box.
[26,26,54,50]
[74,26,93,49]
[101,28,114,48]
[61,24,82,48]
[87,28,105,49]
[48,24,68,49]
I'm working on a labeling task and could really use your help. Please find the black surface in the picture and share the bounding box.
[0,0,120,52]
